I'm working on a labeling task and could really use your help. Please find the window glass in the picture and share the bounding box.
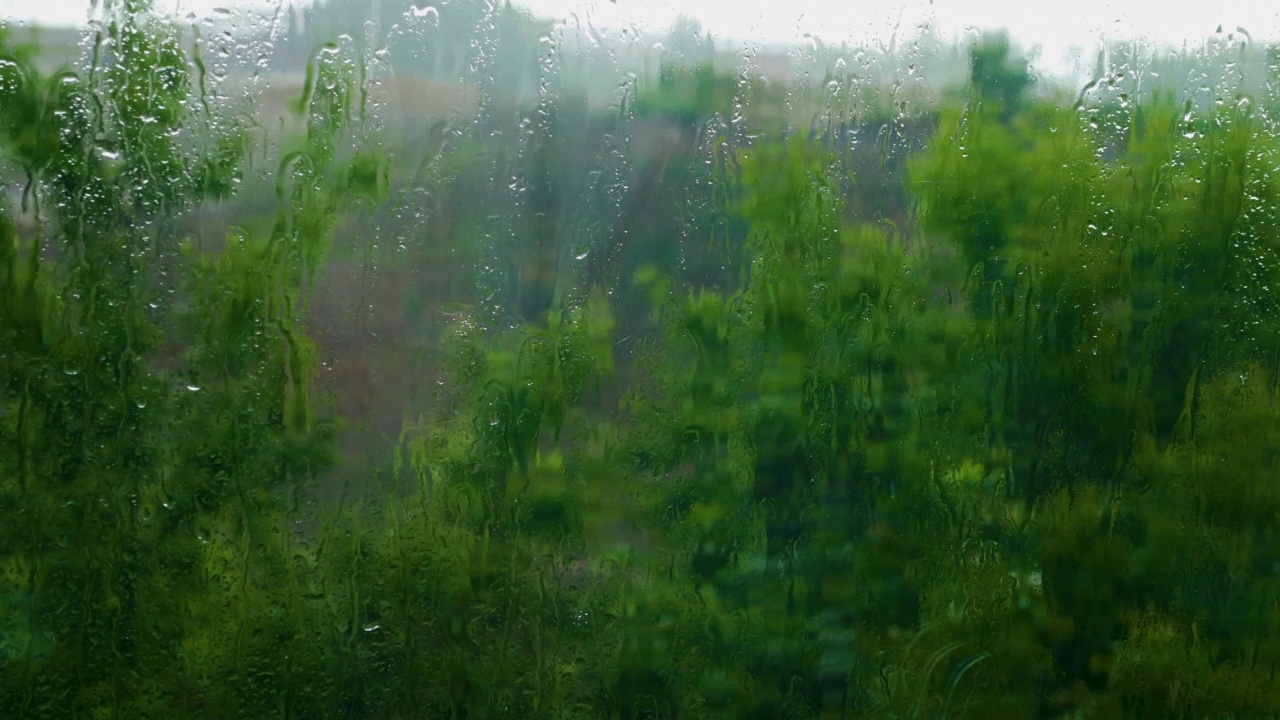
[2,1,1279,716]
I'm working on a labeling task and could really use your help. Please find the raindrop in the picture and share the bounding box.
[409,4,439,21]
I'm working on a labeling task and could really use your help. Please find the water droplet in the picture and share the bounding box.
[409,4,439,21]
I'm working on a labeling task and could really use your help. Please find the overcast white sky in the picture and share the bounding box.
[3,0,1277,71]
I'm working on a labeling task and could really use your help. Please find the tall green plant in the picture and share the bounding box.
[0,5,383,715]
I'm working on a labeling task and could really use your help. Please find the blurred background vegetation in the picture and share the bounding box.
[3,1,1280,718]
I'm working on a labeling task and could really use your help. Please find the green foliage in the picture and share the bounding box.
[0,6,368,716]
[5,7,1280,719]
[634,63,738,126]
[967,33,1034,119]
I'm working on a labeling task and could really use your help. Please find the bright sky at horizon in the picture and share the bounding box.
[3,0,1278,77]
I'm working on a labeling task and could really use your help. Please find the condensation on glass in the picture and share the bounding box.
[2,1,1279,717]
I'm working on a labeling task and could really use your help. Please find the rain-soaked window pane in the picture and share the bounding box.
[3,0,1280,716]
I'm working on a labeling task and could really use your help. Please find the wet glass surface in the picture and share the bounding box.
[3,1,1280,717]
